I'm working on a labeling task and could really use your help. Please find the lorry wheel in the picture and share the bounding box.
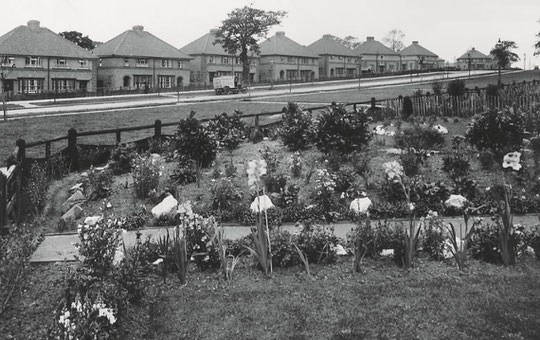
[215,89,219,95]
[224,86,230,95]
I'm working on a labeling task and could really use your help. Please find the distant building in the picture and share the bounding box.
[399,41,439,70]
[456,48,494,70]
[179,29,258,84]
[92,25,191,91]
[258,31,319,82]
[307,34,359,79]
[353,37,400,73]
[0,20,97,95]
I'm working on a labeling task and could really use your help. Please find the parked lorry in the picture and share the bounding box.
[213,76,247,95]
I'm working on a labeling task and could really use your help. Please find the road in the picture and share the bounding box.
[4,70,498,119]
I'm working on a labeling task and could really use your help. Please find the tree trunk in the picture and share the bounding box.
[240,49,250,84]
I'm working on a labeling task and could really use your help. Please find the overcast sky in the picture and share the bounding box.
[2,0,539,67]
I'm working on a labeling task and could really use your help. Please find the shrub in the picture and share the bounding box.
[347,219,389,259]
[224,158,237,178]
[132,155,161,199]
[207,112,247,152]
[530,229,540,260]
[249,129,264,143]
[468,224,501,264]
[296,225,340,264]
[122,208,148,230]
[148,137,176,160]
[421,213,447,260]
[395,123,445,151]
[273,183,300,208]
[279,102,316,150]
[270,229,299,267]
[235,206,283,228]
[181,213,220,271]
[109,145,135,175]
[259,146,280,173]
[314,105,372,155]
[176,114,218,169]
[478,150,495,170]
[485,84,499,97]
[447,79,466,96]
[465,108,525,158]
[442,138,471,181]
[170,156,197,185]
[402,96,413,118]
[210,178,243,211]
[288,152,302,178]
[263,172,288,193]
[432,81,443,96]
[25,161,51,215]
[86,167,114,200]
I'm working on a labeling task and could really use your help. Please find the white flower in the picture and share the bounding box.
[177,200,194,216]
[383,161,403,180]
[502,151,521,171]
[247,159,267,186]
[445,194,467,209]
[349,197,372,214]
[409,202,416,211]
[152,258,164,265]
[113,249,125,266]
[250,194,274,213]
[106,202,113,209]
[432,124,449,134]
[374,125,387,135]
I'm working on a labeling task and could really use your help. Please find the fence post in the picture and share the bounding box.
[254,115,260,129]
[67,128,79,172]
[154,119,162,138]
[15,139,26,181]
[45,141,51,160]
[0,171,6,227]
[371,97,376,109]
[116,130,121,145]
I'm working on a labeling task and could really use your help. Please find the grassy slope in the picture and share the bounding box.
[147,258,540,340]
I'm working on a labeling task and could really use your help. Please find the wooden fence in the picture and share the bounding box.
[384,80,540,117]
[0,146,23,229]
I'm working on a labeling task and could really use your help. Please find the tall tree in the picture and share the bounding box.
[215,5,286,83]
[535,19,540,56]
[59,31,95,50]
[490,40,519,87]
[382,29,405,52]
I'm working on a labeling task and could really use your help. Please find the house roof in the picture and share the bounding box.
[92,25,190,59]
[400,41,438,58]
[179,29,232,56]
[259,32,318,58]
[306,35,358,57]
[353,37,398,56]
[457,48,490,60]
[0,20,96,59]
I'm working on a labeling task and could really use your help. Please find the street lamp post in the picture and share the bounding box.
[496,38,502,88]
[467,52,471,79]
[357,56,362,90]
[270,59,274,89]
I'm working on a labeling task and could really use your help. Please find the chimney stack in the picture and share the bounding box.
[28,20,40,32]
[133,25,144,34]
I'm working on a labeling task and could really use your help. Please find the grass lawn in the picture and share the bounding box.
[264,70,540,104]
[146,258,540,340]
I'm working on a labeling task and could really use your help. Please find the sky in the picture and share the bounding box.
[1,0,539,68]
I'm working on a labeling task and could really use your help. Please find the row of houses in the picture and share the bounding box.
[0,20,499,96]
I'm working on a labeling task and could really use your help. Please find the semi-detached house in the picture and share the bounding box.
[307,35,359,79]
[0,20,97,96]
[92,25,191,91]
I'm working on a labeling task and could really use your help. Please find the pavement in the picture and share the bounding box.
[4,70,499,119]
[29,214,540,264]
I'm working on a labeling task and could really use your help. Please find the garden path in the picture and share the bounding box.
[29,214,539,264]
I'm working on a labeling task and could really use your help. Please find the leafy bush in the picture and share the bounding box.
[347,219,389,259]
[296,225,340,265]
[395,123,445,151]
[279,102,316,151]
[270,229,299,267]
[314,105,372,155]
[468,224,501,264]
[465,108,525,158]
[259,146,280,173]
[447,79,466,96]
[272,183,300,208]
[263,172,288,193]
[485,84,499,97]
[181,213,220,271]
[288,151,302,178]
[207,112,247,152]
[432,81,443,96]
[86,167,114,200]
[170,156,197,185]
[235,206,283,228]
[210,178,243,211]
[122,208,148,230]
[402,96,413,118]
[529,229,540,260]
[132,155,161,199]
[176,114,218,168]
[478,150,495,170]
[421,213,447,260]
[109,145,135,175]
[148,137,176,160]
[224,158,237,178]
[25,161,51,215]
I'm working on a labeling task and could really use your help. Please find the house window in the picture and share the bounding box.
[347,58,351,63]
[330,56,335,60]
[78,60,89,69]
[136,58,148,67]
[221,56,229,64]
[55,59,68,68]
[124,58,129,67]
[52,79,75,92]
[18,78,43,93]
[161,59,173,68]
[134,75,152,88]
[1,56,15,66]
[25,56,41,67]
[338,56,343,60]
[235,57,241,64]
[287,57,294,63]
[178,60,183,69]
[301,58,308,64]
[208,56,216,64]
[158,75,174,88]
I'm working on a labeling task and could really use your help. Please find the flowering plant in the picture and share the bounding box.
[288,151,303,177]
[132,154,162,199]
